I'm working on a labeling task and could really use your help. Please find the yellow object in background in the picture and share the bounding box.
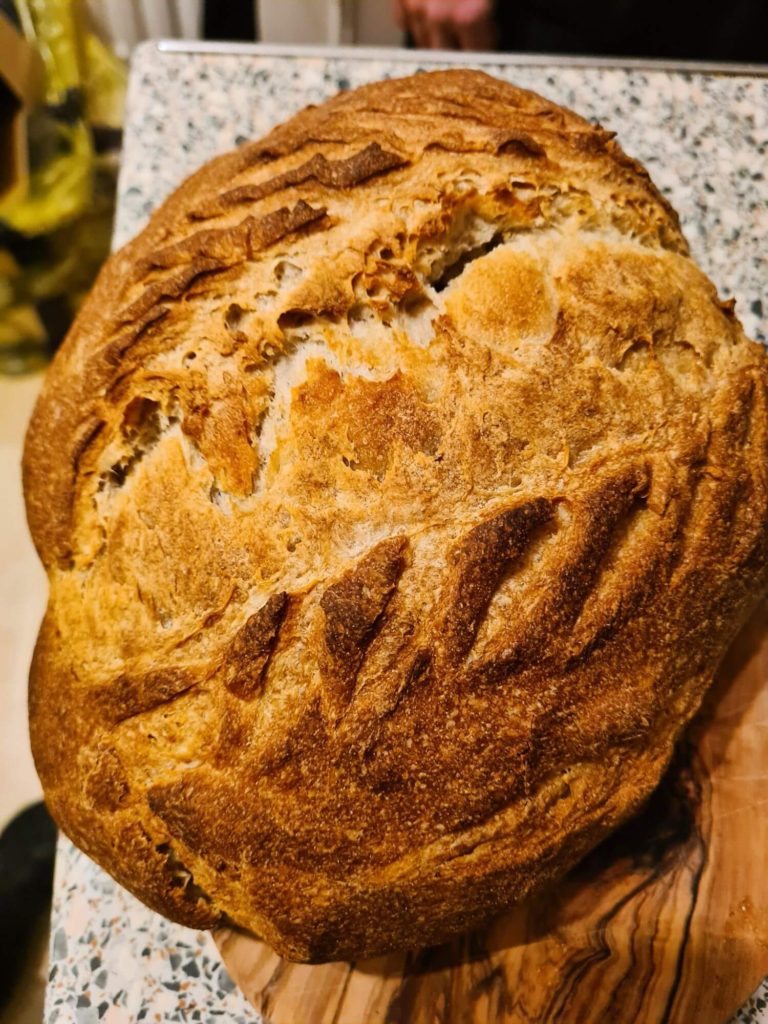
[0,0,126,374]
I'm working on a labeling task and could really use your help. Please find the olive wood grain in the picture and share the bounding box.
[215,601,768,1024]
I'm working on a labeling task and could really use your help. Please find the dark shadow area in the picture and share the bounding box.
[0,802,56,1011]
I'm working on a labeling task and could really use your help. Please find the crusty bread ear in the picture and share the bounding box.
[24,69,768,962]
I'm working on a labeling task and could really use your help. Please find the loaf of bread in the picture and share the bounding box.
[24,70,768,962]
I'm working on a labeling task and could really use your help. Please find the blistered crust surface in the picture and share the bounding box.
[24,70,768,961]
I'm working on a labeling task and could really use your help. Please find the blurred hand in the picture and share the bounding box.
[392,0,497,50]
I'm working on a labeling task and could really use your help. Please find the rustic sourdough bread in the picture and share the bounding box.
[24,70,768,961]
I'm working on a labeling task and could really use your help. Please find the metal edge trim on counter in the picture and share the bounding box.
[155,40,768,77]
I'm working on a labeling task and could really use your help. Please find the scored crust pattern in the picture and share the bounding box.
[23,71,768,961]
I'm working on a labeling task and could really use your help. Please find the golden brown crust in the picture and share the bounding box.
[24,70,768,961]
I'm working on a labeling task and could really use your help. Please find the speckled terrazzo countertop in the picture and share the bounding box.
[45,43,768,1024]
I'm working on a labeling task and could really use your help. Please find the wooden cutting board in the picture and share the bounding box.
[214,603,768,1024]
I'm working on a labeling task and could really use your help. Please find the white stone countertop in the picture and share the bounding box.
[43,42,768,1024]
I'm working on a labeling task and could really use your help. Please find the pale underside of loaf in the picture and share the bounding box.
[23,70,768,961]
